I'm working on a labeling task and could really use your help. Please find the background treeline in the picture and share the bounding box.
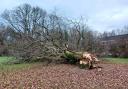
[0,4,128,62]
[101,28,128,58]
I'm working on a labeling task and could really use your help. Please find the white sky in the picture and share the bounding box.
[0,0,128,32]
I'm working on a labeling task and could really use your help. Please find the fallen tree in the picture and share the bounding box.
[61,45,100,69]
[1,4,101,66]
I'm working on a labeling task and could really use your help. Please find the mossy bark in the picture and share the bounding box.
[63,51,82,64]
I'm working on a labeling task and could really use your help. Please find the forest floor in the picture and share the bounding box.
[0,60,128,89]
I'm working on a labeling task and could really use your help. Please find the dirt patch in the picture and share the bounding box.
[0,63,128,89]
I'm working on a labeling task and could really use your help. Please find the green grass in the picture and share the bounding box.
[0,56,41,72]
[102,57,128,64]
[0,56,15,64]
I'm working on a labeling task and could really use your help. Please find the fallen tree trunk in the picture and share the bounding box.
[62,51,82,64]
[62,50,100,69]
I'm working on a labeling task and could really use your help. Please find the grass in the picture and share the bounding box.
[0,56,15,64]
[102,57,128,64]
[0,56,128,72]
[0,56,41,72]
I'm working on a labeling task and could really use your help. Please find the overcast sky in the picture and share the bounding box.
[0,0,128,32]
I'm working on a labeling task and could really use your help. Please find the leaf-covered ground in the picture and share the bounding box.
[0,63,128,89]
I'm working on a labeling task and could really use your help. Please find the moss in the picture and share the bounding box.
[64,51,78,64]
[79,64,89,69]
